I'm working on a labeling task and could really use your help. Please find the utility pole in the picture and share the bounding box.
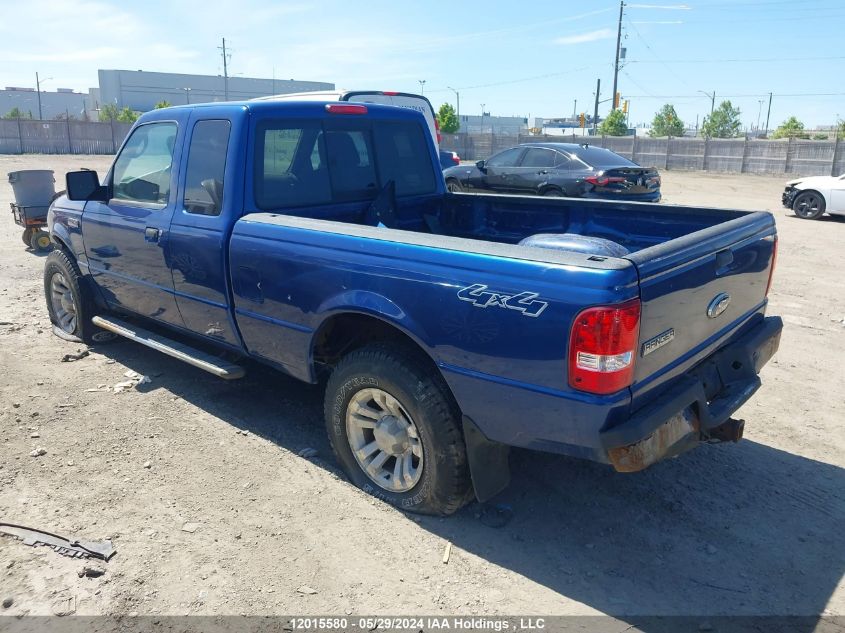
[593,78,601,133]
[36,72,43,120]
[447,86,460,119]
[764,92,773,137]
[611,0,625,112]
[219,37,230,101]
[573,99,577,118]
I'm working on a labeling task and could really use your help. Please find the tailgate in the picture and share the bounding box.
[626,211,777,393]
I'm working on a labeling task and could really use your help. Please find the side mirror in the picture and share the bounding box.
[476,160,486,171]
[66,170,107,201]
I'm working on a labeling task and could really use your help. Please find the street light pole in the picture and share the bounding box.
[184,88,192,104]
[418,80,426,95]
[447,86,460,119]
[698,90,715,115]
[764,92,773,137]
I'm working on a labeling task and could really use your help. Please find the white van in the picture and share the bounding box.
[253,90,440,149]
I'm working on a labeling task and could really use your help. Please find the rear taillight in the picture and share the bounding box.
[765,235,778,296]
[451,153,460,165]
[435,118,442,145]
[325,104,368,115]
[585,175,626,186]
[569,299,641,395]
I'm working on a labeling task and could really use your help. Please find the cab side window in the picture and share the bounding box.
[183,120,231,216]
[112,122,178,206]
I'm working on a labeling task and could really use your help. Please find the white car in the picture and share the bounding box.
[782,173,845,219]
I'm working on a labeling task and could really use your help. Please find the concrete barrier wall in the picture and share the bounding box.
[440,133,845,176]
[0,119,133,155]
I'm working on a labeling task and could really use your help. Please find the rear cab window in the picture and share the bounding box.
[253,116,437,211]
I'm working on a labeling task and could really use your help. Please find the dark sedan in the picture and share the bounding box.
[443,142,661,202]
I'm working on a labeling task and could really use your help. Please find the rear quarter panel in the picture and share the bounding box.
[229,215,641,458]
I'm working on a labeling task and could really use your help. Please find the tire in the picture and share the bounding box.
[324,344,471,515]
[22,228,34,246]
[44,249,108,344]
[542,188,564,197]
[446,179,463,193]
[792,190,825,219]
[30,230,53,253]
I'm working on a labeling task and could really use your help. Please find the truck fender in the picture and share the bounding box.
[315,290,433,349]
[50,221,74,255]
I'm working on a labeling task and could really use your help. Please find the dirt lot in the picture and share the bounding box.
[0,155,843,623]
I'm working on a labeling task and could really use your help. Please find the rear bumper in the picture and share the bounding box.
[600,315,783,472]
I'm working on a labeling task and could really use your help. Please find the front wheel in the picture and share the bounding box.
[446,179,463,193]
[21,228,34,246]
[542,188,564,197]
[324,344,472,515]
[44,250,107,344]
[793,191,825,219]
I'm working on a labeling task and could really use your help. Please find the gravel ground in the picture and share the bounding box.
[0,155,843,621]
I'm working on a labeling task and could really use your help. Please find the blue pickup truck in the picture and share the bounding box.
[44,100,782,515]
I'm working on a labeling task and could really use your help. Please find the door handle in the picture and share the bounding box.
[144,227,161,243]
[538,170,549,175]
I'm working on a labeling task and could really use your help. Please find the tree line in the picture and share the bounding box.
[433,101,845,140]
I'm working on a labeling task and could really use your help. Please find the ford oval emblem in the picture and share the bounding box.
[707,293,731,318]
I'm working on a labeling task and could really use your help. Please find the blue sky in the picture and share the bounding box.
[0,0,842,127]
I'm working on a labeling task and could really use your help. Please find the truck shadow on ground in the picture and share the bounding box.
[103,340,844,627]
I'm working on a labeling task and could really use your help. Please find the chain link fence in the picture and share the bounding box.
[441,133,845,176]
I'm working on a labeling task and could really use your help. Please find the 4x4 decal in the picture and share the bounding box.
[457,284,549,318]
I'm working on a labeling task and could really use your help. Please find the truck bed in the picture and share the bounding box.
[228,192,776,460]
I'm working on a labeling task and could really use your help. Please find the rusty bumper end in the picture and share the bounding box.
[607,408,700,473]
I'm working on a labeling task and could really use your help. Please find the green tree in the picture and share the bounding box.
[648,104,684,137]
[835,119,845,138]
[3,107,31,119]
[116,107,140,123]
[437,103,459,133]
[98,103,120,122]
[598,109,628,136]
[700,100,742,138]
[772,116,808,139]
[154,100,172,109]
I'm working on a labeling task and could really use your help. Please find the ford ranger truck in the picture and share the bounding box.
[44,101,782,515]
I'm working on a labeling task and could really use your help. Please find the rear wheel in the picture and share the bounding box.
[793,191,825,219]
[324,344,471,515]
[542,188,564,197]
[21,228,34,246]
[446,179,463,193]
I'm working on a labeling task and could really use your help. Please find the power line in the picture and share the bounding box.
[623,92,845,98]
[627,55,845,64]
[426,64,607,93]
